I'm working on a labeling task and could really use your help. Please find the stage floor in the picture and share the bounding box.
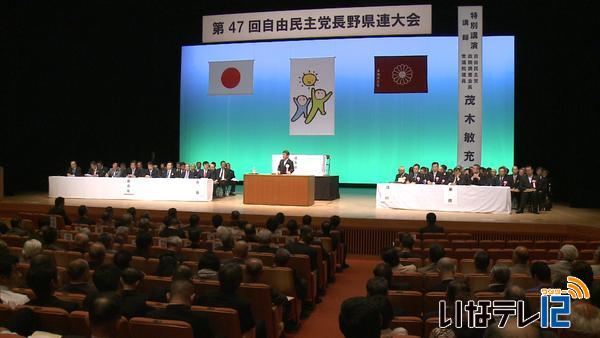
[2,187,600,227]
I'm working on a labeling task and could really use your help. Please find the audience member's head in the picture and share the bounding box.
[211,214,223,229]
[89,242,107,265]
[21,239,42,261]
[67,258,90,283]
[98,233,114,251]
[513,246,530,265]
[426,212,436,225]
[503,285,533,318]
[245,258,263,283]
[571,261,594,291]
[366,277,388,297]
[381,247,399,267]
[369,295,394,331]
[6,307,38,337]
[490,264,511,286]
[92,264,121,292]
[233,240,249,260]
[372,263,393,288]
[120,267,143,290]
[172,264,193,282]
[257,229,272,246]
[41,226,58,245]
[29,253,55,271]
[198,251,220,272]
[89,293,122,338]
[113,249,132,270]
[399,233,414,250]
[265,217,278,233]
[287,219,298,235]
[474,250,490,273]
[167,236,183,253]
[339,297,381,338]
[530,261,552,285]
[321,221,332,236]
[275,212,285,226]
[167,280,195,306]
[447,280,470,303]
[78,205,89,218]
[564,301,600,338]
[216,226,234,247]
[300,225,314,244]
[274,248,291,267]
[0,255,18,287]
[302,215,312,226]
[54,197,65,208]
[559,244,579,262]
[26,264,58,299]
[188,228,201,244]
[219,263,243,294]
[189,214,200,227]
[135,231,153,251]
[155,254,179,277]
[244,223,256,238]
[330,215,341,229]
[437,257,456,279]
[428,243,445,264]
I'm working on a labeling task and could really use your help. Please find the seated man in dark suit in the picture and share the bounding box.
[486,264,511,293]
[83,264,121,310]
[119,268,149,319]
[132,231,152,259]
[147,280,213,338]
[75,205,95,225]
[59,259,96,295]
[419,212,444,234]
[66,160,83,177]
[254,229,278,254]
[277,150,294,174]
[448,167,471,185]
[162,161,178,178]
[517,165,540,214]
[285,226,318,271]
[48,196,71,225]
[88,242,106,270]
[26,260,80,312]
[407,164,423,184]
[394,166,409,183]
[126,161,142,178]
[214,161,233,196]
[195,263,256,334]
[226,162,237,195]
[396,233,418,258]
[63,293,123,338]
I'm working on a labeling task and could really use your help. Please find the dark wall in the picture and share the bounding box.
[2,0,599,207]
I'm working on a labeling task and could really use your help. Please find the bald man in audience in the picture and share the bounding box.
[562,301,600,338]
[64,294,123,338]
[549,244,578,282]
[88,243,106,270]
[59,259,96,295]
[428,257,456,292]
[73,232,90,254]
[227,241,249,265]
[147,280,213,338]
[510,246,530,275]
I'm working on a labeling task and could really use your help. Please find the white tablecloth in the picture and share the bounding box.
[49,176,213,202]
[376,183,511,214]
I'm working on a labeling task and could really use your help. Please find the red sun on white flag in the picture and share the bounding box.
[209,60,253,95]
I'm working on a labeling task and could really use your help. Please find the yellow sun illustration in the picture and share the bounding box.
[300,71,318,86]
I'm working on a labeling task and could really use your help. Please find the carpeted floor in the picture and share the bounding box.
[287,256,379,338]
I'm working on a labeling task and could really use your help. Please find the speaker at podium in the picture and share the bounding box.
[271,154,330,176]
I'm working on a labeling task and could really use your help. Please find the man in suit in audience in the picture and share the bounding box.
[428,257,456,292]
[148,280,213,338]
[394,166,409,183]
[119,268,149,319]
[278,150,295,174]
[517,166,540,213]
[339,297,381,338]
[286,226,318,271]
[26,259,80,312]
[88,242,106,270]
[396,233,418,258]
[254,229,278,254]
[528,262,552,292]
[67,160,83,176]
[549,244,578,282]
[63,293,123,338]
[59,259,96,295]
[48,196,72,225]
[486,264,511,293]
[126,161,141,178]
[195,263,255,335]
[419,213,444,234]
[162,162,177,178]
[418,244,445,273]
[510,246,530,275]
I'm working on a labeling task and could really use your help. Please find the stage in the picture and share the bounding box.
[2,187,600,255]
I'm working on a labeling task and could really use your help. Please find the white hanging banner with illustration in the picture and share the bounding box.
[289,57,335,135]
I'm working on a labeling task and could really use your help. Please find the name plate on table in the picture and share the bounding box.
[443,186,458,205]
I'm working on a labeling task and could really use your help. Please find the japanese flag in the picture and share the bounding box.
[208,60,254,95]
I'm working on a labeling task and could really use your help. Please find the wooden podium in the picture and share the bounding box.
[243,174,314,206]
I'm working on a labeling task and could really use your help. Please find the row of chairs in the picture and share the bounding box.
[392,272,539,294]
[0,303,253,338]
[396,247,595,261]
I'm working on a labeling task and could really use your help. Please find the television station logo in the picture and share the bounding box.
[439,276,590,329]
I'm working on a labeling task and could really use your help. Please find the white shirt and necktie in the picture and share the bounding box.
[166,170,172,178]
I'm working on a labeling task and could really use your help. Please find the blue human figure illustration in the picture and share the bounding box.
[291,95,311,122]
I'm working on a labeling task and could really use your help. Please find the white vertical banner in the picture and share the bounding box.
[290,57,335,135]
[457,6,482,167]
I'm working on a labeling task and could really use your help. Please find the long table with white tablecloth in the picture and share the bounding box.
[49,176,213,202]
[376,183,511,214]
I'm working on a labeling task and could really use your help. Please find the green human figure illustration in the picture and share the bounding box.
[305,87,333,124]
